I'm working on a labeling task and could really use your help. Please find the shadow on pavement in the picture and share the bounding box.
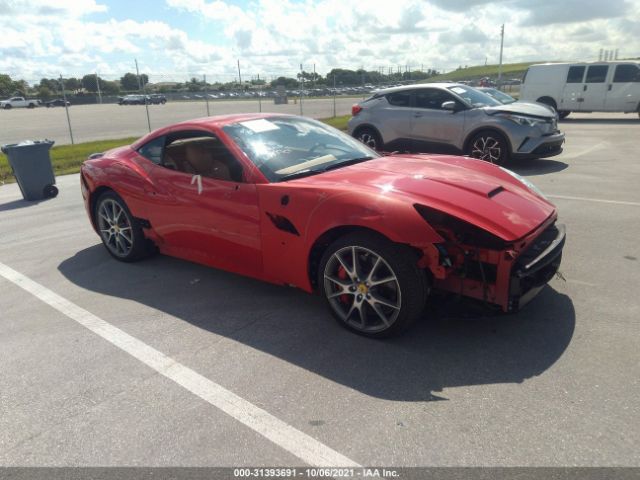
[509,158,568,176]
[59,245,575,402]
[0,198,45,212]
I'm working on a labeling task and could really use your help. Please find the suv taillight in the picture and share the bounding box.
[351,104,363,116]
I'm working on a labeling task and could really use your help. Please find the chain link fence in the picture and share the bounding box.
[1,64,522,146]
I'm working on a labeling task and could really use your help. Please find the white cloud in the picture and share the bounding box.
[1,0,639,83]
[0,0,107,17]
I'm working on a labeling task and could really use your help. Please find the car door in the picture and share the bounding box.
[561,65,586,111]
[581,65,610,111]
[409,88,465,148]
[606,64,640,112]
[380,90,412,145]
[135,131,262,278]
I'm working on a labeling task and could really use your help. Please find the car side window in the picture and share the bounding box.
[137,136,165,165]
[414,89,458,110]
[613,64,640,83]
[164,131,244,183]
[585,65,608,83]
[386,91,411,107]
[566,66,585,83]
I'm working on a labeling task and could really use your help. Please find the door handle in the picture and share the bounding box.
[583,85,588,91]
[413,112,423,117]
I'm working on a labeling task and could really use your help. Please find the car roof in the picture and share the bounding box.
[130,113,299,149]
[174,112,298,128]
[372,82,465,95]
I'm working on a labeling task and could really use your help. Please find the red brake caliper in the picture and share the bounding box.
[338,266,350,304]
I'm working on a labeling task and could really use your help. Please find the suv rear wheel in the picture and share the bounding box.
[354,127,382,151]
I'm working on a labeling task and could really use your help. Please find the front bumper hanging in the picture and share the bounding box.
[508,223,566,312]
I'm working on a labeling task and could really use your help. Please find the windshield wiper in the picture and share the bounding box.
[278,169,324,182]
[278,156,375,181]
[321,156,374,172]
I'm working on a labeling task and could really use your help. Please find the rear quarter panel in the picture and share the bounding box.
[82,147,152,226]
[520,64,567,104]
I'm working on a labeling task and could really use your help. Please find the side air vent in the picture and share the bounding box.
[488,186,504,198]
[266,213,300,236]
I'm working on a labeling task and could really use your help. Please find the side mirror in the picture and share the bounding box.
[441,101,457,111]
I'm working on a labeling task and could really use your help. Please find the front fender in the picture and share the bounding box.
[303,190,443,249]
[257,184,444,292]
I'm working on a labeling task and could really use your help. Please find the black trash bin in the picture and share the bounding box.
[1,140,58,201]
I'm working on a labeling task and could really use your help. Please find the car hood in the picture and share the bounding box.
[295,154,556,241]
[483,101,556,118]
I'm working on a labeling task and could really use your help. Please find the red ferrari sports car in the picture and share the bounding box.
[81,113,565,337]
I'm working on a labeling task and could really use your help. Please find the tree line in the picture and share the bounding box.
[1,67,440,99]
[0,73,150,99]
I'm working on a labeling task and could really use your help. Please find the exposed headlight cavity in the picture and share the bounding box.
[499,166,547,199]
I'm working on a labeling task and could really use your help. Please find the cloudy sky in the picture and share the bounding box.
[1,0,639,82]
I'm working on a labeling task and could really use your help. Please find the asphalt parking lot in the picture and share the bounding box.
[1,113,639,467]
[0,98,359,146]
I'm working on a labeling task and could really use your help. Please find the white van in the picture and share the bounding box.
[520,62,640,119]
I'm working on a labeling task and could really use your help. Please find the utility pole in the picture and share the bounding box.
[204,74,210,116]
[497,24,505,90]
[299,63,303,115]
[135,58,142,90]
[95,72,102,104]
[59,75,74,145]
[135,59,151,132]
[237,59,242,87]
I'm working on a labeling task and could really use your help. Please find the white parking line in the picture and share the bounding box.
[557,141,606,160]
[547,195,640,207]
[0,261,360,468]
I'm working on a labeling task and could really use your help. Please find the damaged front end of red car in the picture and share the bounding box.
[414,203,565,313]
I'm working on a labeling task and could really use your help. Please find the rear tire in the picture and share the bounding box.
[94,191,149,262]
[558,111,570,119]
[4,104,11,109]
[318,232,428,338]
[354,127,383,151]
[466,130,509,165]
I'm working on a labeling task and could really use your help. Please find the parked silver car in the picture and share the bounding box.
[348,83,565,164]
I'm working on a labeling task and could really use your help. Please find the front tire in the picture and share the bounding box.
[466,131,509,164]
[354,127,383,151]
[94,191,149,262]
[319,232,428,338]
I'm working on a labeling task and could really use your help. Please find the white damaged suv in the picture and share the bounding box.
[348,83,565,165]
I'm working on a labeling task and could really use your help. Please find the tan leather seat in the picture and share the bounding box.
[184,143,232,181]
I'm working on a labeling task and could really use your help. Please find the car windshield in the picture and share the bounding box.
[480,88,516,104]
[447,85,502,108]
[223,116,380,182]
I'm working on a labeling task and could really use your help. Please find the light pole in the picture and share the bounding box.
[497,24,505,90]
